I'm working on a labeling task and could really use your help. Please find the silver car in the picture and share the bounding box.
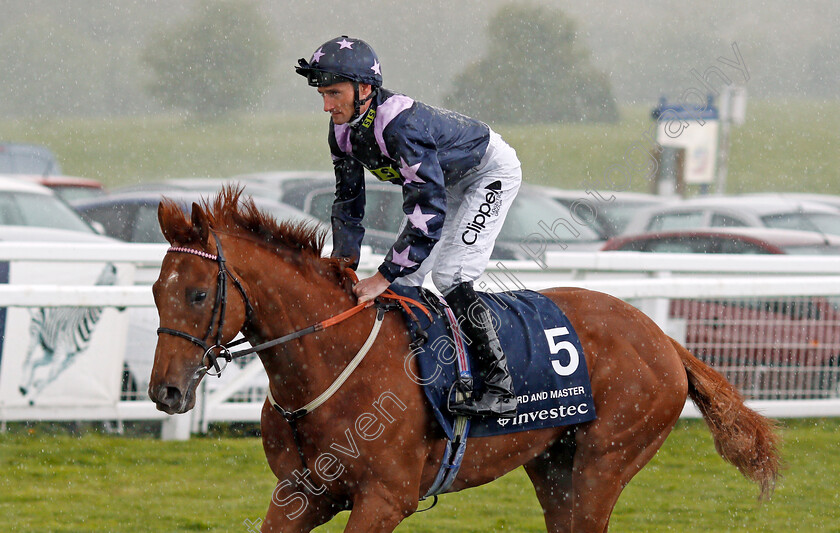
[622,195,840,237]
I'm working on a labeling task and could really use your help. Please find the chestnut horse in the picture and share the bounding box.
[149,189,780,532]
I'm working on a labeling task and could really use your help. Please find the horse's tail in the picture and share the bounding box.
[670,337,781,500]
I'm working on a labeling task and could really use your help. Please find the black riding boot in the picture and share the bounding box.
[444,281,518,418]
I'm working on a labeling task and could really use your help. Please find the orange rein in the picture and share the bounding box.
[227,269,433,361]
[325,268,433,330]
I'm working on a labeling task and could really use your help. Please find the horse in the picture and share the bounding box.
[148,188,780,532]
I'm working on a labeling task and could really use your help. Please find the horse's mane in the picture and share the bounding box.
[159,185,347,285]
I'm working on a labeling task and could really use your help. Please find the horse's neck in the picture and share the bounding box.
[230,239,361,408]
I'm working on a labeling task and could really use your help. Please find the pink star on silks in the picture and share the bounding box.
[337,38,354,50]
[399,157,424,184]
[371,60,381,75]
[312,47,325,63]
[391,246,418,270]
[407,204,436,235]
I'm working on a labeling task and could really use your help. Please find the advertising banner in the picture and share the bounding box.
[657,119,719,185]
[0,261,131,410]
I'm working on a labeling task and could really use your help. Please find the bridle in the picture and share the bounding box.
[156,230,431,384]
[156,231,255,377]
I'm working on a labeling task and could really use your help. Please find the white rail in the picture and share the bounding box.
[2,244,839,439]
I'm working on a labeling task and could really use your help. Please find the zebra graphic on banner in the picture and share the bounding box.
[18,263,118,402]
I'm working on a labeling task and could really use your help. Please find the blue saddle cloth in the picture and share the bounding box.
[388,285,597,439]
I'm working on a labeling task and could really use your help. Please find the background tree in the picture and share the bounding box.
[0,16,115,118]
[142,0,277,119]
[444,4,619,124]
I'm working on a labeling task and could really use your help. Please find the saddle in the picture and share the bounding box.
[387,285,597,439]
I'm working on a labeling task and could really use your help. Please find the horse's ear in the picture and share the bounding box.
[190,202,210,245]
[158,198,191,245]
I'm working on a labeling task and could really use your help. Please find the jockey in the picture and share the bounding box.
[296,36,521,419]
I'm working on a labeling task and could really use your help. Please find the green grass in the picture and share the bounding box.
[1,99,838,195]
[1,418,838,532]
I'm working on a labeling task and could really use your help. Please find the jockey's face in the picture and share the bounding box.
[318,81,372,125]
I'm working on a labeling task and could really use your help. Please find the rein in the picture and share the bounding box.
[156,231,431,393]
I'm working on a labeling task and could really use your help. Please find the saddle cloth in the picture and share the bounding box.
[387,285,597,439]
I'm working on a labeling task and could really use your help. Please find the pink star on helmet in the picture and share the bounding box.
[391,246,418,270]
[311,47,325,63]
[407,204,436,235]
[371,60,381,75]
[337,38,354,50]
[399,157,424,184]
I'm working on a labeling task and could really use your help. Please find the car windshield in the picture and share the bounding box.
[598,201,661,236]
[646,211,705,232]
[51,186,104,203]
[499,191,602,243]
[0,191,93,233]
[762,212,840,237]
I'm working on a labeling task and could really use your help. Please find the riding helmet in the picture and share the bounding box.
[295,36,382,87]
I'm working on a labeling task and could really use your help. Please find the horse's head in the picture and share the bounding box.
[148,199,251,414]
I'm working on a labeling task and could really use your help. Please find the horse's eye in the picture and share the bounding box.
[186,289,208,305]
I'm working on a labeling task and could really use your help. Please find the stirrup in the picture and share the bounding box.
[446,375,474,415]
[448,392,518,419]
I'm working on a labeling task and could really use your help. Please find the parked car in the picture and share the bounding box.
[72,189,324,244]
[602,225,840,399]
[622,195,840,237]
[669,294,840,399]
[602,227,840,255]
[0,142,61,175]
[0,176,99,234]
[113,176,278,202]
[278,178,606,261]
[4,173,106,203]
[533,186,669,239]
[738,192,840,212]
[231,171,334,203]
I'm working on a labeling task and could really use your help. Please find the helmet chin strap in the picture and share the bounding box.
[352,82,377,122]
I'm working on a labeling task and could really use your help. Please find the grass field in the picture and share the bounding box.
[1,418,839,532]
[1,100,838,532]
[0,99,838,195]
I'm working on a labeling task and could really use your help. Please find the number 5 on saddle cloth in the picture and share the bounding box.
[387,285,597,439]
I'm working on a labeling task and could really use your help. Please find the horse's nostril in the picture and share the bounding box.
[157,385,182,408]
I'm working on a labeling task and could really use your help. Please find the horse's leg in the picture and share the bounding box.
[523,428,576,533]
[342,486,417,533]
[568,382,685,531]
[259,401,344,532]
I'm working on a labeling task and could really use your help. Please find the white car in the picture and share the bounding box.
[0,178,136,406]
[622,195,840,237]
[0,176,99,233]
[531,185,670,239]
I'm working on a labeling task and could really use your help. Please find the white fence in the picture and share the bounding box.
[1,243,840,440]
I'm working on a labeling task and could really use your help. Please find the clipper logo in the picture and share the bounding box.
[461,180,503,245]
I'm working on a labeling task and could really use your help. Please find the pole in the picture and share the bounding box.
[715,86,732,195]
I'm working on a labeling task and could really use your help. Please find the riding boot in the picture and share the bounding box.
[444,281,518,418]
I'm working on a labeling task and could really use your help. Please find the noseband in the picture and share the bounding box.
[157,231,255,377]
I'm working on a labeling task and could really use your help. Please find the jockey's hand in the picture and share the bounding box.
[353,272,391,305]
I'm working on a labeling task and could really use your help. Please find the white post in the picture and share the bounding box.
[715,86,747,195]
[160,413,192,441]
